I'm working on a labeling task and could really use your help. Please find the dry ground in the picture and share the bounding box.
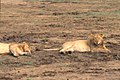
[0,0,120,80]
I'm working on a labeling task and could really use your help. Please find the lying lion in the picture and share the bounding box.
[0,42,31,57]
[44,33,110,53]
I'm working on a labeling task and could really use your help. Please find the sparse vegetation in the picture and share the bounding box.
[0,0,120,80]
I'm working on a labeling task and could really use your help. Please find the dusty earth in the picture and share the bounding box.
[0,0,120,80]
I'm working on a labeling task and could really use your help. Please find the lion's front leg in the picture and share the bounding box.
[10,49,19,57]
[16,48,29,56]
[10,48,24,56]
[103,45,111,53]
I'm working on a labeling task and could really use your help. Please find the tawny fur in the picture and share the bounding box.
[43,33,110,53]
[0,42,31,57]
[0,43,10,54]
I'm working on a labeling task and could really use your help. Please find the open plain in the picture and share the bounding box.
[0,0,120,80]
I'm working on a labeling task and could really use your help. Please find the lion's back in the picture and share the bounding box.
[0,43,10,54]
[61,40,90,52]
[73,40,90,52]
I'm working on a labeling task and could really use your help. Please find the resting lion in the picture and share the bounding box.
[0,42,31,57]
[43,33,110,53]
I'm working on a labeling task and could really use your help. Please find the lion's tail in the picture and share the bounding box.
[43,48,60,51]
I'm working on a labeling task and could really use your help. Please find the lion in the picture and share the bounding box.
[43,33,110,53]
[0,42,31,57]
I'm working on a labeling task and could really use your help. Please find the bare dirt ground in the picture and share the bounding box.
[0,0,120,80]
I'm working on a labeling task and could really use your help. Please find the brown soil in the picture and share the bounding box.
[0,0,120,80]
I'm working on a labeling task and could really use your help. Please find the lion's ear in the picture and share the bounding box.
[100,34,104,37]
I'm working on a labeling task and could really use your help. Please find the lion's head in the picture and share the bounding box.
[89,33,104,45]
[9,42,31,57]
[21,42,31,56]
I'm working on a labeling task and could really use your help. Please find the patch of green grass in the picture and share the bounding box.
[26,62,33,65]
[26,78,32,80]
[87,10,120,16]
[0,61,2,65]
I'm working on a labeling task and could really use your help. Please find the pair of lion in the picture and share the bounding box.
[0,33,110,57]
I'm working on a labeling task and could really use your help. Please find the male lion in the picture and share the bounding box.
[43,33,110,53]
[0,42,31,57]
